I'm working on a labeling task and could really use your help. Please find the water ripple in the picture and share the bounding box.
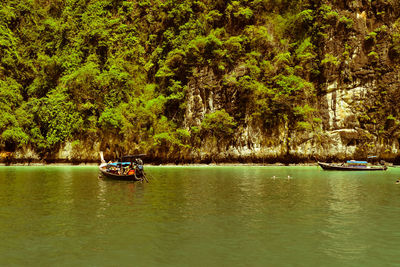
[0,166,399,266]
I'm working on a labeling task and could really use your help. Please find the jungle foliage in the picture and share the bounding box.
[0,0,397,158]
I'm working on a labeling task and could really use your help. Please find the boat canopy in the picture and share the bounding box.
[107,162,132,166]
[347,160,368,164]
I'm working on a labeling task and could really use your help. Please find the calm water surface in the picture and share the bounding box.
[1,166,400,266]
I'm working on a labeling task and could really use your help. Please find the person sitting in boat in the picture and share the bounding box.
[106,161,117,173]
[127,168,135,175]
[127,162,135,175]
[117,165,123,175]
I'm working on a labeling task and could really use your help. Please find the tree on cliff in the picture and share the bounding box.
[0,0,399,162]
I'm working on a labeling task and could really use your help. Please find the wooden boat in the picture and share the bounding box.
[318,160,387,171]
[99,152,147,181]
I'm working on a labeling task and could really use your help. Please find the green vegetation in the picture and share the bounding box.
[201,109,236,138]
[321,54,340,66]
[0,0,398,160]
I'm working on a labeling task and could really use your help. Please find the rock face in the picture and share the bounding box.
[178,0,400,163]
[2,0,400,164]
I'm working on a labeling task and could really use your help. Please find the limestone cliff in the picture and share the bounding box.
[179,0,400,163]
[2,0,400,164]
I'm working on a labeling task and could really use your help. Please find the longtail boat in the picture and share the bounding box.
[318,160,387,171]
[99,152,148,181]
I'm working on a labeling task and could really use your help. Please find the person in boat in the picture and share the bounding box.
[120,162,133,176]
[117,163,123,175]
[135,158,144,177]
[106,161,118,173]
[127,168,135,176]
[107,165,117,174]
[396,180,400,184]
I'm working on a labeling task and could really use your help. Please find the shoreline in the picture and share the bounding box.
[0,162,321,167]
[0,161,396,167]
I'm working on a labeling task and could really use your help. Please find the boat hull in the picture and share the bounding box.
[99,165,142,181]
[318,162,387,171]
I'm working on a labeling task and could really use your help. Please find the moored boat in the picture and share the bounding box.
[99,152,147,181]
[318,160,387,171]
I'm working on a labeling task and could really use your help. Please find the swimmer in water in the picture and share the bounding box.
[288,175,292,179]
[272,175,277,179]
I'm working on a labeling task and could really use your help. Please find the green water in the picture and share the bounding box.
[1,166,400,266]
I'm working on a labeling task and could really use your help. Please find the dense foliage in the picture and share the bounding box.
[0,0,399,160]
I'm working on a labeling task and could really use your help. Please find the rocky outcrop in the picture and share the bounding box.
[177,0,400,163]
[2,0,400,164]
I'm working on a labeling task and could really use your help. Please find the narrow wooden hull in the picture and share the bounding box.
[99,165,141,181]
[318,162,387,171]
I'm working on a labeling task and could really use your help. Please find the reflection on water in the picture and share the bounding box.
[0,166,400,266]
[323,176,369,261]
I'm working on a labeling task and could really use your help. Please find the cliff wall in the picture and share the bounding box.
[1,0,400,164]
[176,0,400,163]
